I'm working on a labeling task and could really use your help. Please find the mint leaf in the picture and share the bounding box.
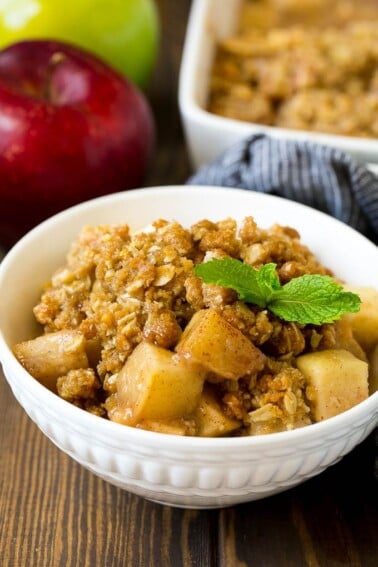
[254,263,281,298]
[270,275,361,324]
[194,258,361,325]
[194,258,271,306]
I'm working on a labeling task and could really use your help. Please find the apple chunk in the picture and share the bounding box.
[116,341,205,425]
[13,330,89,391]
[368,344,378,395]
[343,286,378,353]
[296,349,369,422]
[175,308,265,380]
[195,386,241,437]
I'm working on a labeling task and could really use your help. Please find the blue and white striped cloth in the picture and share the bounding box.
[188,134,378,243]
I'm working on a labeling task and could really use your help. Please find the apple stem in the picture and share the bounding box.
[45,52,67,102]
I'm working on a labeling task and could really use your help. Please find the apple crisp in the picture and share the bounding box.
[208,0,378,138]
[14,217,373,436]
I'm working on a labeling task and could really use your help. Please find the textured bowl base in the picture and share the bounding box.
[98,474,304,509]
[145,490,283,509]
[146,498,234,509]
[77,459,305,509]
[132,476,305,508]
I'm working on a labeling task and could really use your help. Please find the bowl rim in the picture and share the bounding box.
[3,184,378,255]
[0,185,377,452]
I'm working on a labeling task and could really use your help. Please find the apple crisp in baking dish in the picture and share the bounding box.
[13,217,377,436]
[207,0,378,138]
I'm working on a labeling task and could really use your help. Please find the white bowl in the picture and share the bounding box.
[179,0,378,173]
[0,186,377,509]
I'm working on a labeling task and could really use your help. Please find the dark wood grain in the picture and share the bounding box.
[0,1,377,566]
[217,436,378,567]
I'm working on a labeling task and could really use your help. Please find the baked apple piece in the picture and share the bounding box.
[343,286,378,353]
[13,330,89,391]
[195,385,241,437]
[175,308,265,380]
[296,349,369,421]
[113,341,205,426]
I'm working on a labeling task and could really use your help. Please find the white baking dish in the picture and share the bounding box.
[178,0,378,173]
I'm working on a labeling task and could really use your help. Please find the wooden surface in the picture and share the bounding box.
[1,1,377,565]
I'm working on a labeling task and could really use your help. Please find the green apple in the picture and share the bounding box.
[0,0,159,87]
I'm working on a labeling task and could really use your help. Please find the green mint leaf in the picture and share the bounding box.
[269,275,361,324]
[194,258,361,325]
[255,263,281,297]
[194,258,277,306]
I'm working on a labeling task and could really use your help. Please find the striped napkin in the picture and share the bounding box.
[187,134,378,244]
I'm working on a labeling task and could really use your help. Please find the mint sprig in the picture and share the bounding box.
[194,258,361,325]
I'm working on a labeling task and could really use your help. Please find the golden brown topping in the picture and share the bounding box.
[57,368,101,402]
[143,307,182,349]
[15,214,373,437]
[207,0,378,138]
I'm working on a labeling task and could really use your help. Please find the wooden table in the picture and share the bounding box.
[1,1,377,565]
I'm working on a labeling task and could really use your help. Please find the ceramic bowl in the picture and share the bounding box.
[178,0,378,174]
[0,186,377,509]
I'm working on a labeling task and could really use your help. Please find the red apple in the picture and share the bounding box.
[0,39,155,248]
